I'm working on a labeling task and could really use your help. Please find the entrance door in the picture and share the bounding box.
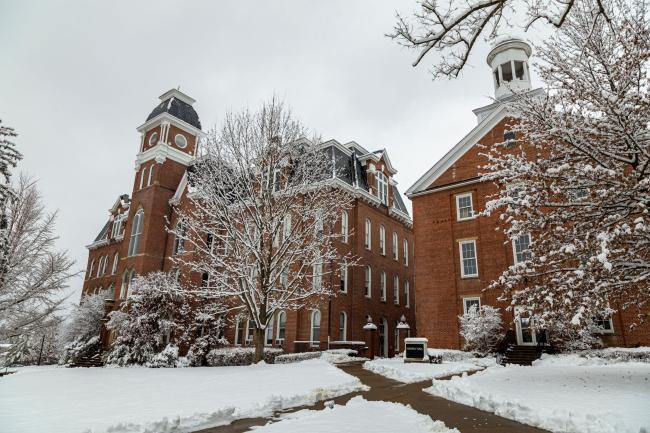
[378,318,389,357]
[515,308,537,346]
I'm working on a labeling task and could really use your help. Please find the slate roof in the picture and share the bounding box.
[93,220,111,243]
[146,96,201,130]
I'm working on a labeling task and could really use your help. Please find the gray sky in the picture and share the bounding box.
[0,0,541,307]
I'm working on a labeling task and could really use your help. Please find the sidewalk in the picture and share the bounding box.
[195,361,549,433]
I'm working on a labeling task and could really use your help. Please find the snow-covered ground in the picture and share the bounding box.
[424,354,650,433]
[364,356,495,383]
[0,359,367,433]
[250,396,459,433]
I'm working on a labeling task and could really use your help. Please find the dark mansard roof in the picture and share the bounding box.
[146,95,201,130]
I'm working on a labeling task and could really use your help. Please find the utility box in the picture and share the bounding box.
[403,337,429,363]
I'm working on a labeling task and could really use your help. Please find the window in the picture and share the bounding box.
[405,281,410,308]
[88,259,94,279]
[393,275,399,305]
[280,269,288,288]
[341,211,349,243]
[148,131,158,146]
[234,318,243,345]
[376,171,389,205]
[594,315,614,334]
[339,312,347,341]
[364,218,371,250]
[272,168,282,192]
[459,240,478,278]
[201,272,210,287]
[504,131,517,147]
[276,311,286,343]
[120,269,134,299]
[314,210,323,237]
[310,310,321,346]
[265,315,274,345]
[111,252,119,275]
[174,133,187,148]
[403,239,409,266]
[173,220,186,255]
[513,234,532,264]
[139,169,146,190]
[128,209,144,256]
[246,320,254,345]
[283,214,292,240]
[380,271,386,301]
[340,260,348,293]
[501,61,513,81]
[312,262,322,290]
[102,255,108,275]
[96,256,103,278]
[112,215,125,238]
[514,61,525,80]
[456,192,474,221]
[494,69,500,86]
[364,266,372,297]
[379,225,386,255]
[147,165,154,186]
[463,297,481,314]
[392,232,398,260]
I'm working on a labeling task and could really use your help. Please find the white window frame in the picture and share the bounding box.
[111,252,119,275]
[96,256,103,278]
[455,192,475,221]
[312,262,322,290]
[392,232,398,260]
[340,260,348,293]
[376,171,389,205]
[364,266,372,298]
[463,297,481,314]
[364,218,371,250]
[173,220,186,256]
[594,315,615,334]
[234,318,242,345]
[265,315,274,346]
[310,309,321,347]
[403,239,409,266]
[512,233,532,264]
[139,168,146,190]
[393,274,399,305]
[380,271,387,301]
[459,240,479,278]
[405,280,410,308]
[339,311,347,341]
[341,211,349,243]
[147,165,154,187]
[128,209,144,256]
[379,225,386,255]
[276,311,286,343]
[88,259,94,279]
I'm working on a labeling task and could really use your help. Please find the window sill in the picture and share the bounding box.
[460,275,479,279]
[457,216,477,222]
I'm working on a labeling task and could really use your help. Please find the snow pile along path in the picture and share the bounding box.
[251,396,460,433]
[364,357,495,383]
[0,359,367,433]
[424,356,650,433]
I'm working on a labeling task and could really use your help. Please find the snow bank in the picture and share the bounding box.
[424,359,650,433]
[0,359,367,433]
[534,347,650,367]
[426,348,476,362]
[364,357,494,383]
[251,396,460,433]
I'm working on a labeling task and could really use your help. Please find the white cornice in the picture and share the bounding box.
[408,177,482,198]
[135,142,195,170]
[169,171,189,206]
[136,112,206,138]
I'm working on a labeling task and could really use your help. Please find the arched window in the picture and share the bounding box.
[364,218,371,249]
[405,280,410,308]
[147,165,154,187]
[102,255,109,275]
[376,172,388,205]
[340,260,348,293]
[310,310,321,347]
[341,210,349,243]
[379,225,386,255]
[111,252,119,275]
[88,259,94,279]
[394,322,400,355]
[173,220,186,255]
[120,269,133,299]
[265,314,274,345]
[139,168,146,190]
[392,232,398,260]
[380,271,386,301]
[403,239,409,266]
[339,311,347,341]
[393,275,399,305]
[96,256,103,278]
[276,311,286,344]
[364,266,372,297]
[128,209,144,256]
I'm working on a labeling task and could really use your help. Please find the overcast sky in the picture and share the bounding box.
[0,0,542,307]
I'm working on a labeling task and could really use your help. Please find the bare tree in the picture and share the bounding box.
[481,1,650,337]
[171,99,353,363]
[390,0,611,78]
[0,175,78,342]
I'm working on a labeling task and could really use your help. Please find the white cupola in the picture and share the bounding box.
[487,38,532,99]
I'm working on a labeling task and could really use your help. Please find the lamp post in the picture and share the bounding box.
[396,314,410,355]
[363,315,377,360]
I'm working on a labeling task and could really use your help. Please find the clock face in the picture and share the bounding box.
[175,133,188,149]
[148,132,158,146]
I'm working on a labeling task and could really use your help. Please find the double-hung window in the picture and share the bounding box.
[340,260,348,293]
[392,232,398,260]
[463,297,481,314]
[459,240,478,278]
[379,225,386,255]
[127,209,144,256]
[512,234,532,264]
[393,275,399,305]
[456,192,475,221]
[364,218,371,250]
[364,266,372,297]
[380,271,387,301]
[341,211,349,243]
[376,172,388,205]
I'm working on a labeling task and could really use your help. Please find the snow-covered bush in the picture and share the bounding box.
[206,347,283,366]
[459,305,503,354]
[275,351,322,364]
[3,319,60,366]
[426,348,475,362]
[59,290,107,365]
[146,344,189,368]
[579,347,650,363]
[184,304,229,366]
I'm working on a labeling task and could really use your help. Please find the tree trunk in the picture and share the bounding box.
[254,327,265,364]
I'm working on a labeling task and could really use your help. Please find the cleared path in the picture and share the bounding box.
[195,361,549,433]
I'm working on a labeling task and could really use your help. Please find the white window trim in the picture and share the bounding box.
[392,232,398,260]
[276,311,286,343]
[463,296,481,314]
[139,169,146,190]
[512,233,531,265]
[364,266,372,298]
[403,239,409,266]
[339,311,347,341]
[340,261,348,293]
[595,315,615,334]
[365,218,372,250]
[380,271,387,301]
[455,192,476,221]
[379,225,386,255]
[393,275,399,305]
[459,239,479,278]
[405,281,410,308]
[310,309,321,347]
[341,211,349,243]
[111,253,119,275]
[147,165,154,187]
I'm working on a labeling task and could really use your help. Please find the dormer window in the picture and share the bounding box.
[148,132,158,146]
[376,172,388,205]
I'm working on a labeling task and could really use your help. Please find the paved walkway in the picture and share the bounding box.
[196,362,548,433]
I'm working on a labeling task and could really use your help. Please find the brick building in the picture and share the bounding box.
[82,89,415,357]
[406,38,650,350]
